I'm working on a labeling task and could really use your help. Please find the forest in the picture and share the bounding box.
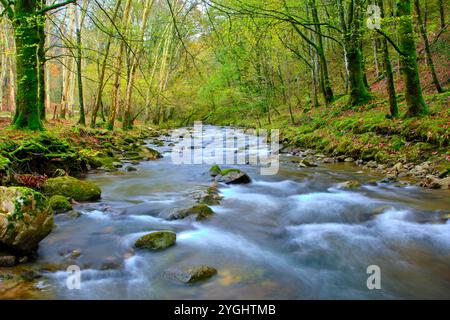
[0,0,449,301]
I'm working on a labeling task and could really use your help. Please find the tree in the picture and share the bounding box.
[414,0,444,93]
[337,0,372,105]
[0,0,76,130]
[377,0,398,118]
[397,0,427,117]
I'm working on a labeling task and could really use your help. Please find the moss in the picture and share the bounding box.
[48,195,72,213]
[42,176,101,202]
[220,168,241,176]
[209,165,221,177]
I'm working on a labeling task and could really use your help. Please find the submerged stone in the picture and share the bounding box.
[166,265,217,284]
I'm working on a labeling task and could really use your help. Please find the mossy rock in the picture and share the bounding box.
[209,165,222,177]
[340,180,361,189]
[0,155,11,186]
[48,195,72,214]
[139,147,163,160]
[168,204,215,221]
[216,169,251,185]
[166,265,217,284]
[0,187,53,254]
[135,231,176,250]
[42,176,101,202]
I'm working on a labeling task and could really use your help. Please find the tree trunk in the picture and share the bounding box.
[378,0,398,117]
[414,0,443,93]
[397,0,427,116]
[75,1,87,126]
[12,0,43,130]
[339,0,372,106]
[309,0,334,104]
[438,0,445,30]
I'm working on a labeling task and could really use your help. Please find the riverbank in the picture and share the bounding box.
[205,92,450,189]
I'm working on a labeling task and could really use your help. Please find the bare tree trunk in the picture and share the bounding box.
[60,6,75,119]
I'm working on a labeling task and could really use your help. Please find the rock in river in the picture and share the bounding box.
[134,231,176,250]
[165,265,217,284]
[215,169,251,184]
[339,180,361,189]
[0,187,53,254]
[168,204,215,221]
[48,195,73,214]
[42,176,101,202]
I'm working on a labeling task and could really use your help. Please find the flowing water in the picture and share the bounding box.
[8,126,450,299]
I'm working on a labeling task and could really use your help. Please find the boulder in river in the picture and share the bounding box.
[140,147,163,160]
[134,231,176,250]
[165,265,217,284]
[168,204,215,221]
[339,180,361,189]
[0,187,53,254]
[297,160,318,168]
[42,176,101,202]
[48,195,73,214]
[215,169,251,184]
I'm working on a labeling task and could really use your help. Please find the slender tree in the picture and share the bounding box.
[397,0,427,116]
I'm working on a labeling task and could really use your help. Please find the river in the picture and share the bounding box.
[13,126,450,299]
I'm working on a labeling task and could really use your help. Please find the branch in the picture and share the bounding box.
[37,0,76,15]
[375,29,407,56]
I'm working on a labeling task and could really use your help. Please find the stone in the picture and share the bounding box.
[168,204,215,221]
[323,158,335,164]
[134,231,176,250]
[166,265,217,284]
[216,169,251,184]
[140,147,163,160]
[48,195,72,214]
[297,160,318,168]
[209,165,222,177]
[112,162,123,168]
[0,253,16,267]
[344,157,355,162]
[367,161,378,168]
[127,166,138,172]
[340,180,361,189]
[42,176,101,202]
[0,187,53,254]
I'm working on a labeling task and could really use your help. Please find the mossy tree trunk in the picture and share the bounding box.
[1,0,75,130]
[397,0,427,117]
[337,0,372,106]
[11,0,44,130]
[309,0,334,105]
[377,0,398,118]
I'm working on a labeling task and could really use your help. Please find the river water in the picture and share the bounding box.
[21,126,450,299]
